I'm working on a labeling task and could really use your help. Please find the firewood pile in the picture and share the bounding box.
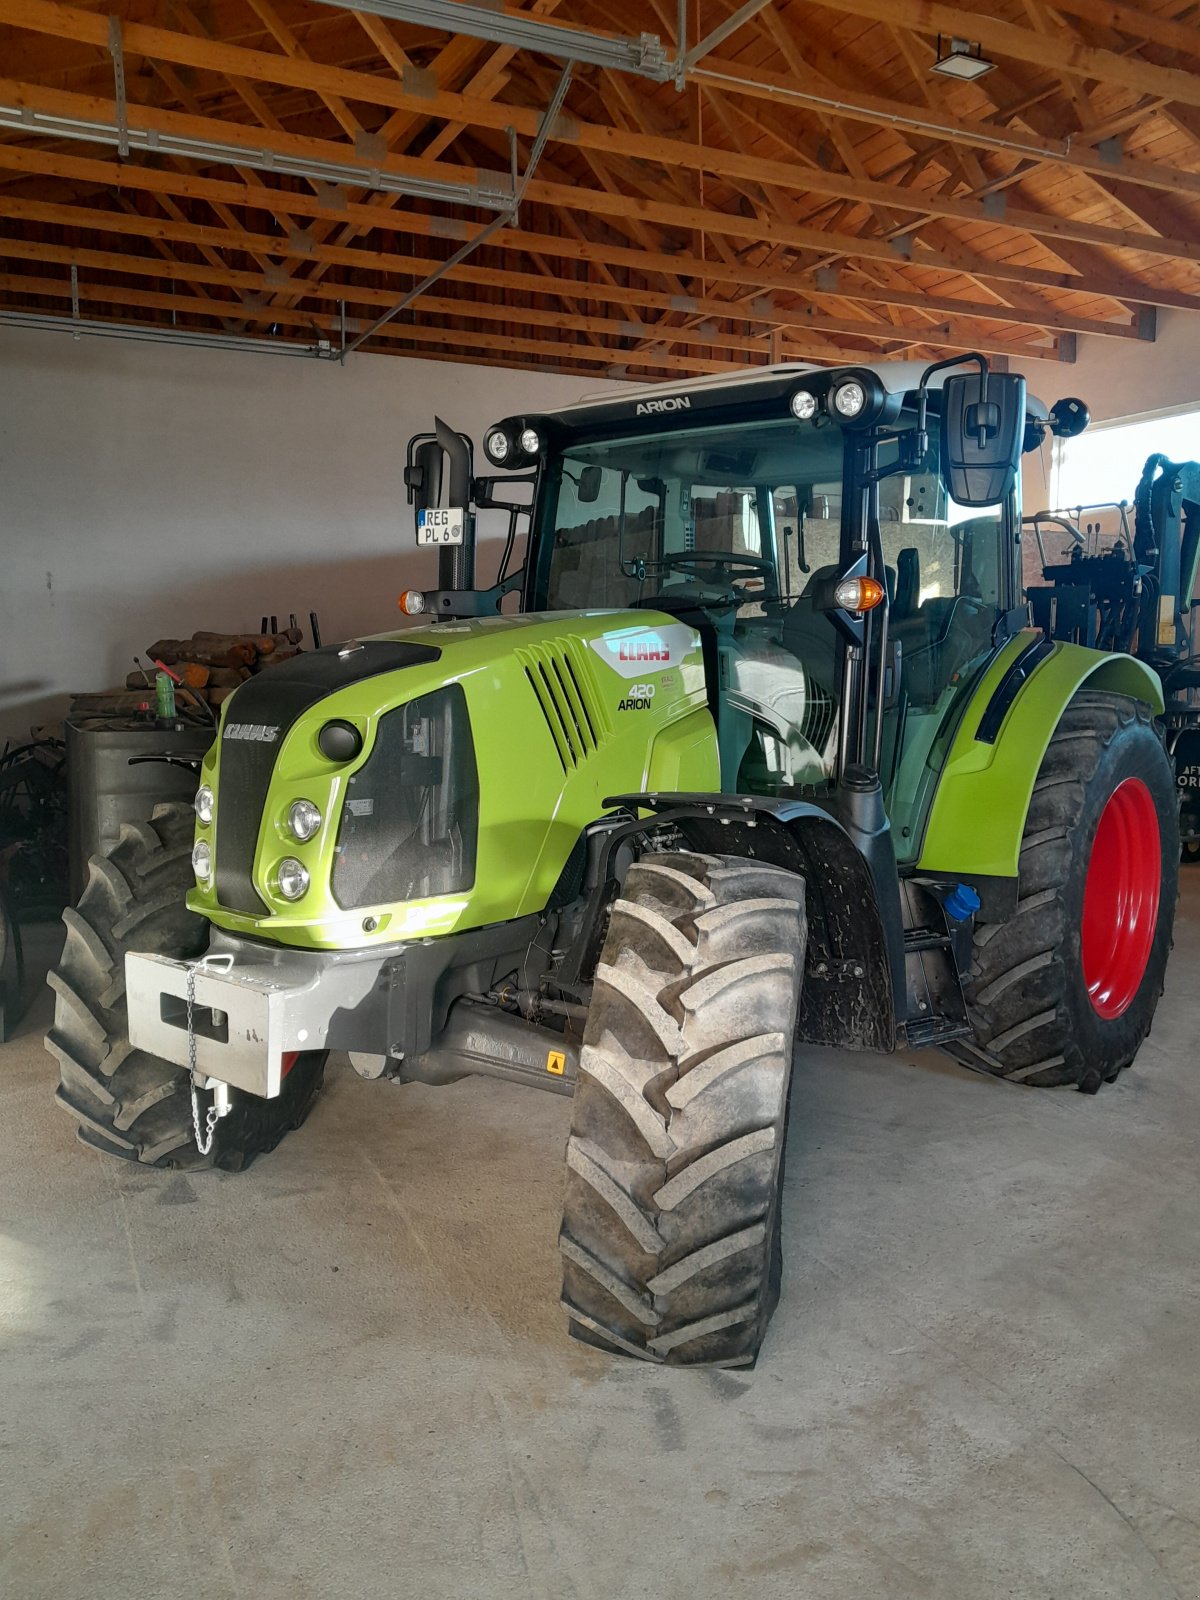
[68,620,311,721]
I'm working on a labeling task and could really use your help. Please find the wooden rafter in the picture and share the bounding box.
[4,1,1198,267]
[0,0,1196,378]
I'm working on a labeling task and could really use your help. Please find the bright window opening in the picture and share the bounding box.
[1055,405,1200,511]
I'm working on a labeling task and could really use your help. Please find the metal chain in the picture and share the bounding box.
[186,953,233,1155]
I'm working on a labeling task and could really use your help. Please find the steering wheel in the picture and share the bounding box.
[662,552,776,585]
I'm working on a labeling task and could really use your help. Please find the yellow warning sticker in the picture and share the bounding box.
[546,1050,566,1076]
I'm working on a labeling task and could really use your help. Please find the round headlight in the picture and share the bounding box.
[192,840,212,883]
[485,428,510,464]
[832,380,867,419]
[194,784,214,824]
[790,389,818,421]
[518,426,541,456]
[288,799,322,842]
[276,857,310,902]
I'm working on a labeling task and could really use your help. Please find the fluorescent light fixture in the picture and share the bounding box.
[0,104,517,211]
[931,36,996,81]
[307,0,672,81]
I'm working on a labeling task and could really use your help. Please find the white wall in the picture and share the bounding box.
[1017,308,1200,427]
[0,327,617,742]
[4,314,1196,744]
[1015,309,1200,518]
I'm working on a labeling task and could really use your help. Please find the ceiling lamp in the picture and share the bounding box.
[931,36,996,81]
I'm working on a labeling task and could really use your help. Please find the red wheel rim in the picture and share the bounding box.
[1081,777,1161,1020]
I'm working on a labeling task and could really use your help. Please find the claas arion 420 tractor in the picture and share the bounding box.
[49,356,1179,1367]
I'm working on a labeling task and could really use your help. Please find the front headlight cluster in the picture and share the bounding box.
[269,798,323,902]
[789,373,886,429]
[191,781,324,901]
[483,418,543,468]
[193,785,214,883]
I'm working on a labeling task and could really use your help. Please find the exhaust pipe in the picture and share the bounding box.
[435,416,475,592]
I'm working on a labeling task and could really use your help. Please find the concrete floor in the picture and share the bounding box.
[2,884,1198,1600]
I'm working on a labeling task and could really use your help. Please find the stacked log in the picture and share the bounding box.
[70,624,308,722]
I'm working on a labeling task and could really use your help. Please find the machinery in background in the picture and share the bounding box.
[1026,455,1200,853]
[0,734,67,1039]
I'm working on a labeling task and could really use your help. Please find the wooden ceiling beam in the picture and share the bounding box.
[0,204,1062,359]
[0,143,1169,333]
[688,53,1200,201]
[795,0,1200,108]
[1026,0,1200,62]
[3,75,1193,313]
[0,279,626,381]
[258,9,563,322]
[0,270,747,375]
[967,53,1196,315]
[5,2,1200,264]
[0,248,917,369]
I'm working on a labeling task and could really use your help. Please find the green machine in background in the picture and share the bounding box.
[49,356,1179,1367]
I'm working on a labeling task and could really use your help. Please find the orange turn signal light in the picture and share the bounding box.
[833,575,885,614]
[397,589,426,616]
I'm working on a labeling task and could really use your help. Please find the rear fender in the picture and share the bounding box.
[918,633,1165,881]
[614,794,896,1051]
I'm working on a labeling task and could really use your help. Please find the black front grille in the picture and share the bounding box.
[332,685,478,911]
[215,639,439,914]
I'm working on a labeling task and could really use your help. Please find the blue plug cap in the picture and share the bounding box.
[944,882,982,923]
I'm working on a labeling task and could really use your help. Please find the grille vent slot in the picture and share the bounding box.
[520,643,608,772]
[801,679,836,760]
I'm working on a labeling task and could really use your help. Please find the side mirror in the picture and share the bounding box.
[404,438,443,518]
[578,464,602,503]
[941,372,1025,507]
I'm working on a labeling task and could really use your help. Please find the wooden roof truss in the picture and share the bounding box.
[1,0,1198,378]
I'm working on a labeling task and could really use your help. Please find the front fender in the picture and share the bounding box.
[611,792,897,1052]
[918,632,1164,880]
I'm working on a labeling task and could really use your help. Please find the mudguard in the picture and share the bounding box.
[918,632,1164,881]
[611,792,897,1052]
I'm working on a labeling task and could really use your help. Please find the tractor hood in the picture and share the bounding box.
[188,611,716,950]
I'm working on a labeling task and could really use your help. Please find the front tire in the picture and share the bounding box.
[559,852,806,1366]
[951,692,1178,1092]
[46,801,324,1169]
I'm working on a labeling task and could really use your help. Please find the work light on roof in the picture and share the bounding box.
[831,380,867,420]
[790,389,818,421]
[484,427,511,465]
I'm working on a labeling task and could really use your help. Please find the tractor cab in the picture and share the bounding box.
[407,357,1072,867]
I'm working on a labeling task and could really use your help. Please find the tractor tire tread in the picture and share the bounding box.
[560,851,805,1367]
[947,691,1177,1091]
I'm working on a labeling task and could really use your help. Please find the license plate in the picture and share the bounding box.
[417,506,465,545]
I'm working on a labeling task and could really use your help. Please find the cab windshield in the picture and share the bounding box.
[538,416,1004,616]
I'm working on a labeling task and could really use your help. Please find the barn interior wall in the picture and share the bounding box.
[0,328,615,741]
[1016,309,1200,516]
[4,312,1197,744]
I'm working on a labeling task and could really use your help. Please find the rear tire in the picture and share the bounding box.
[46,801,324,1170]
[949,692,1177,1092]
[560,851,806,1366]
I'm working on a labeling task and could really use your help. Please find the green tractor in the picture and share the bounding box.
[48,356,1179,1367]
